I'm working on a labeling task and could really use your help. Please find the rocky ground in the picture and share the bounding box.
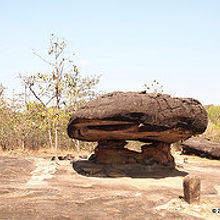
[0,153,220,220]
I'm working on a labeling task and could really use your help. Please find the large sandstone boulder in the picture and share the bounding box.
[182,137,220,159]
[68,92,208,177]
[68,92,207,143]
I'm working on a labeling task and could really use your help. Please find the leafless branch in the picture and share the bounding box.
[28,85,46,108]
[32,50,55,67]
[46,95,56,106]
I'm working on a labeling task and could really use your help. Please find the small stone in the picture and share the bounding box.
[183,175,201,204]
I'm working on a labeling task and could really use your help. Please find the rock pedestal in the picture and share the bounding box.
[73,140,176,177]
[92,140,175,168]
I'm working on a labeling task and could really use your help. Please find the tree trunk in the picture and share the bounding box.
[54,117,59,160]
[47,120,53,151]
[22,134,25,151]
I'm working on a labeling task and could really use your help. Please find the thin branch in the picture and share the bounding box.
[46,95,56,106]
[28,85,46,108]
[32,50,55,67]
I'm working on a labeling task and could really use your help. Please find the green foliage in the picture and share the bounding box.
[200,105,220,143]
[207,105,220,129]
[201,121,220,143]
[0,83,5,98]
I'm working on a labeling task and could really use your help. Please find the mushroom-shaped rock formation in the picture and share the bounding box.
[68,92,208,177]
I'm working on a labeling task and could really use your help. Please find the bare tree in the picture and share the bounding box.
[20,34,100,159]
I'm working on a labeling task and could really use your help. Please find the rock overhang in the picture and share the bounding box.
[67,92,208,144]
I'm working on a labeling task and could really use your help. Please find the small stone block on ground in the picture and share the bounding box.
[183,175,201,204]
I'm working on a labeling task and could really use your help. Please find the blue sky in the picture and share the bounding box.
[0,0,220,104]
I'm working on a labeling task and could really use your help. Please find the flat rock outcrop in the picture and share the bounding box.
[182,137,220,159]
[68,92,208,177]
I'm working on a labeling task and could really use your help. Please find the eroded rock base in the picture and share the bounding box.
[73,140,177,177]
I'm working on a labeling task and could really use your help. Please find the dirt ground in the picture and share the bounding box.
[0,153,220,220]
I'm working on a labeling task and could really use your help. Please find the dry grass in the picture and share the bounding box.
[200,121,220,143]
[0,146,92,159]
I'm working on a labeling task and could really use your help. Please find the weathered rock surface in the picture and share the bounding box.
[68,92,208,177]
[182,137,220,159]
[72,159,187,178]
[73,141,176,177]
[3,155,220,219]
[183,175,201,204]
[92,141,175,167]
[68,92,208,143]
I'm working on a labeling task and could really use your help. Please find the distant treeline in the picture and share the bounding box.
[0,87,98,153]
[202,105,220,143]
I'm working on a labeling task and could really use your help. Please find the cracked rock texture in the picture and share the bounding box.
[68,92,208,143]
[68,92,208,177]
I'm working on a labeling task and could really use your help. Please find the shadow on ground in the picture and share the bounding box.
[72,159,188,178]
